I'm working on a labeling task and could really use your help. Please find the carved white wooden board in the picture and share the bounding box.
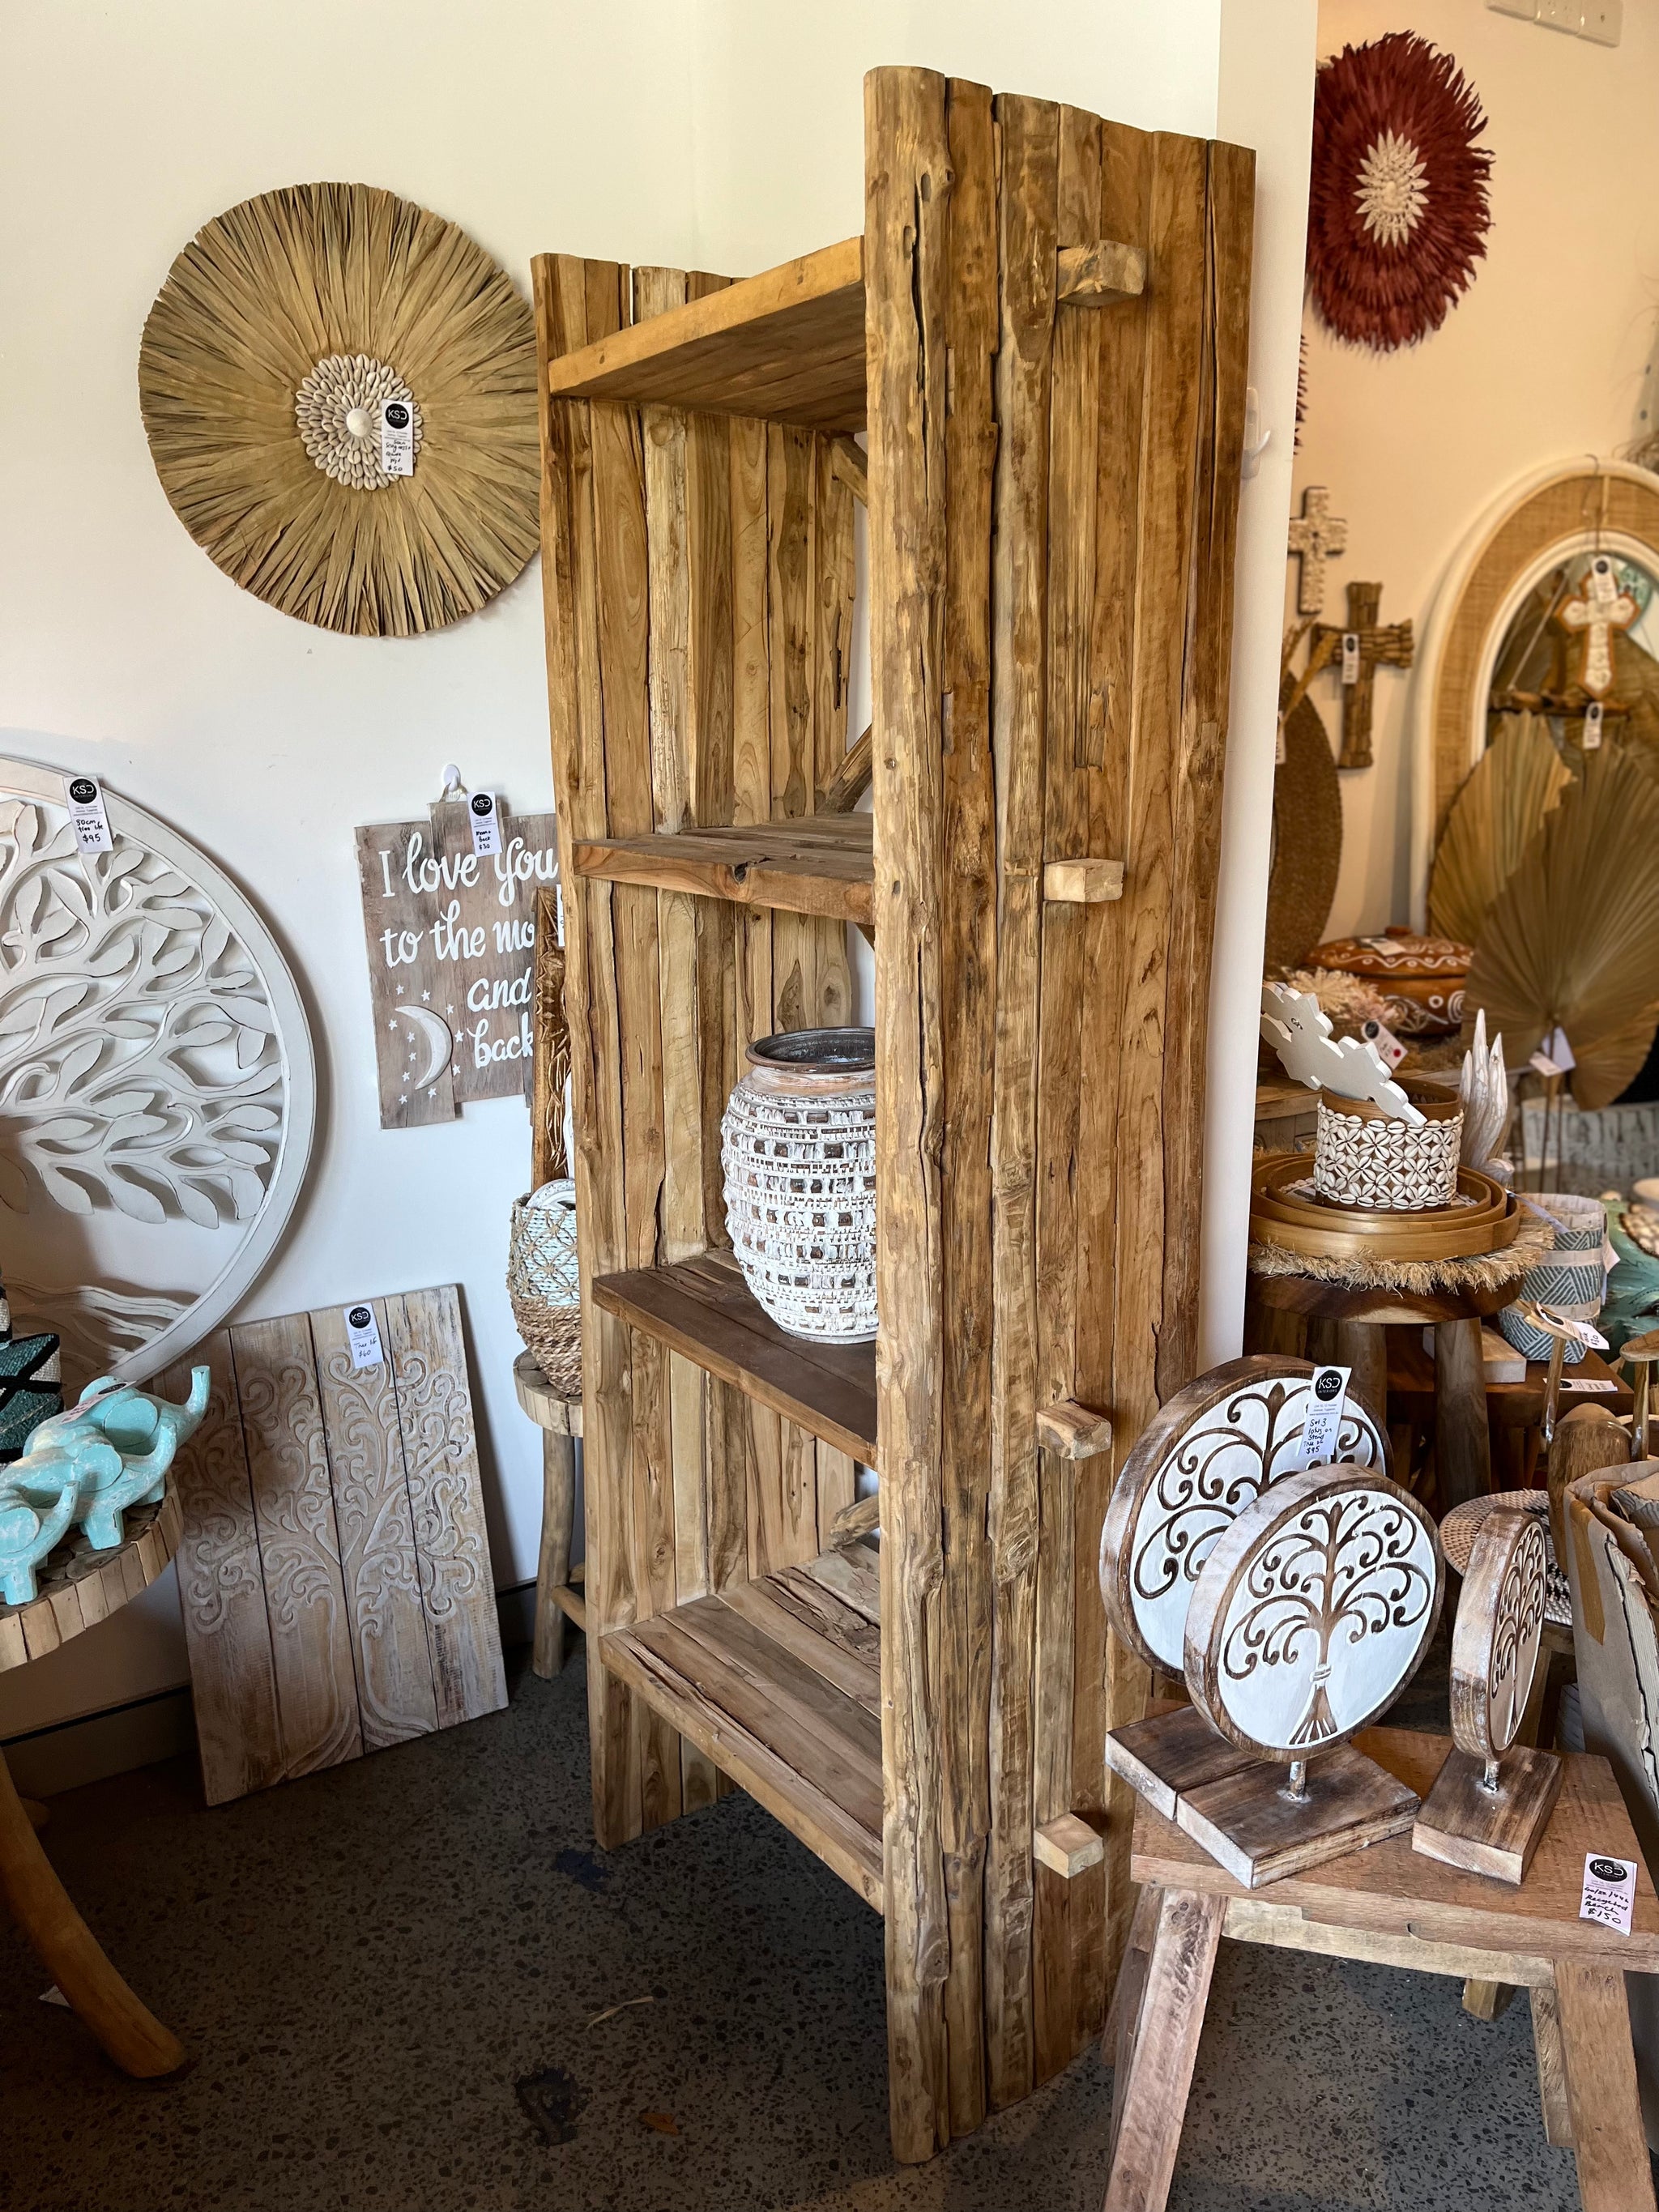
[1185,1464,1442,1757]
[1099,1357,1388,1675]
[164,1285,505,1805]
[0,758,313,1389]
[1452,1508,1547,1763]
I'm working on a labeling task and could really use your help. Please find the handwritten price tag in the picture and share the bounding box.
[343,1304,385,1371]
[467,791,501,857]
[1294,1366,1350,1468]
[65,774,113,854]
[1581,1853,1636,1935]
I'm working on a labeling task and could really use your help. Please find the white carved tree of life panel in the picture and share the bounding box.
[0,761,314,1388]
[1452,1510,1548,1765]
[1186,1465,1442,1758]
[1098,1357,1388,1677]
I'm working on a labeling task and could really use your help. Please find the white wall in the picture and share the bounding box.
[0,0,1311,1760]
[1294,0,1659,938]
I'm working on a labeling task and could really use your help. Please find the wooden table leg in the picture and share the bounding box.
[1334,1320,1388,1438]
[1435,1317,1493,1511]
[1102,1888,1223,2212]
[1554,1958,1657,2210]
[0,1746,186,2078]
[532,1429,576,1679]
[1529,1982,1576,2149]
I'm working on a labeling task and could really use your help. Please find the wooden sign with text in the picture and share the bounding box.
[355,798,559,1130]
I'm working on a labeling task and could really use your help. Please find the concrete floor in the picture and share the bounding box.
[1,1642,1593,2212]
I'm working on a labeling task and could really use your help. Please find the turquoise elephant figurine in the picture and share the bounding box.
[57,1369,211,1550]
[0,1367,210,1605]
[0,1451,89,1606]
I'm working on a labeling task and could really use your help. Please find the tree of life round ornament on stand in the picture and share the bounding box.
[1098,1355,1390,1681]
[1414,1507,1561,1883]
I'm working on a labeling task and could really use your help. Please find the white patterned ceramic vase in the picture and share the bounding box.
[1313,1081,1462,1210]
[721,1029,876,1345]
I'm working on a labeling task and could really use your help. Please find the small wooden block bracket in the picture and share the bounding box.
[830,436,868,504]
[829,1492,881,1549]
[1043,859,1124,905]
[1035,1398,1114,1458]
[1034,1812,1106,1878]
[1056,238,1147,307]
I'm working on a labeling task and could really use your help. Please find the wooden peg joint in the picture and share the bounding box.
[1033,1813,1106,1877]
[1056,239,1147,307]
[1043,859,1124,906]
[1035,1399,1114,1459]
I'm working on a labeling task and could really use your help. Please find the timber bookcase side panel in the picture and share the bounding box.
[534,252,859,1850]
[533,60,1252,2172]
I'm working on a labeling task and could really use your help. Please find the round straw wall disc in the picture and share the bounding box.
[1098,1357,1389,1676]
[1448,1508,1547,1764]
[1185,1464,1443,1759]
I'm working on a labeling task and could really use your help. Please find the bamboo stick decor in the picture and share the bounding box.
[531,66,1253,2163]
[139,185,540,636]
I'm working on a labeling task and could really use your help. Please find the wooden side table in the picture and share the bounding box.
[1390,1337,1633,1490]
[0,1490,188,2078]
[512,1351,584,1677]
[1249,1265,1519,1511]
[1105,1726,1658,2212]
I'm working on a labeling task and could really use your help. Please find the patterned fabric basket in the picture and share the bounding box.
[721,1029,876,1344]
[1313,1080,1463,1210]
[1499,1193,1607,1366]
[507,1179,582,1396]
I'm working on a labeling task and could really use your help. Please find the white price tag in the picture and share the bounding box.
[1543,1025,1577,1073]
[65,774,113,854]
[467,791,501,856]
[1361,1017,1407,1069]
[1581,1852,1636,1935]
[1275,717,1286,767]
[1295,1366,1350,1468]
[1529,1051,1563,1080]
[1563,1377,1617,1392]
[1584,701,1604,750]
[1341,632,1361,685]
[343,1303,385,1371]
[380,398,415,477]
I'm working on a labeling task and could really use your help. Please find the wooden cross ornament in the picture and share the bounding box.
[1556,553,1639,699]
[1287,485,1348,616]
[1314,582,1414,770]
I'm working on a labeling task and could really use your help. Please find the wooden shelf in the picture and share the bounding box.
[591,1251,877,1467]
[574,815,873,924]
[546,239,865,433]
[601,1543,882,1907]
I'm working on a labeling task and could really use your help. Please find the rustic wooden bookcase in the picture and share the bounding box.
[531,66,1252,2162]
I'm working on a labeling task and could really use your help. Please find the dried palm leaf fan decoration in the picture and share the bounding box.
[1464,746,1659,1110]
[138,185,539,636]
[1306,33,1493,353]
[1430,712,1572,947]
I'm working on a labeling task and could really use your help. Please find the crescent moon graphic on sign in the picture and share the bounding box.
[398,1004,454,1091]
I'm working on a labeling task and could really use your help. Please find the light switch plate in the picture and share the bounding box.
[1486,0,1537,18]
[1537,0,1581,27]
[1581,0,1623,44]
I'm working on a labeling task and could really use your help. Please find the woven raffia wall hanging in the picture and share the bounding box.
[139,185,539,637]
[1307,33,1493,354]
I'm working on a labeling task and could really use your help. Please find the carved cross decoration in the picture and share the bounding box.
[1313,582,1414,770]
[1557,554,1639,699]
[1287,485,1349,616]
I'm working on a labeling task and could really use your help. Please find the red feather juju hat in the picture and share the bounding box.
[1307,32,1493,353]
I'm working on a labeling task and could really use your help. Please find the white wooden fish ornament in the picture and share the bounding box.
[1260,982,1424,1127]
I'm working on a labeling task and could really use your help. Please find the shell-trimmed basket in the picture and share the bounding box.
[1313,1080,1463,1211]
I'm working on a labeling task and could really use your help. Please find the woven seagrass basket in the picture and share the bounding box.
[507,1179,582,1396]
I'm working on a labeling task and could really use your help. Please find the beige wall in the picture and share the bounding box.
[1294,0,1659,938]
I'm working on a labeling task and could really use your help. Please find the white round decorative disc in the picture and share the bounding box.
[1449,1508,1547,1764]
[1099,1357,1389,1675]
[1185,1463,1442,1758]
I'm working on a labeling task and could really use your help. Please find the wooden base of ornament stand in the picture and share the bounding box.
[1106,1704,1418,1888]
[1414,1745,1563,1887]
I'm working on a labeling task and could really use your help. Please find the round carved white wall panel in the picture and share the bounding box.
[0,760,314,1386]
[1450,1507,1547,1764]
[1098,1357,1389,1677]
[1185,1464,1442,1758]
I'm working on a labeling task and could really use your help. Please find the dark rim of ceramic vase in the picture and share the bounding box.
[747,1027,875,1074]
